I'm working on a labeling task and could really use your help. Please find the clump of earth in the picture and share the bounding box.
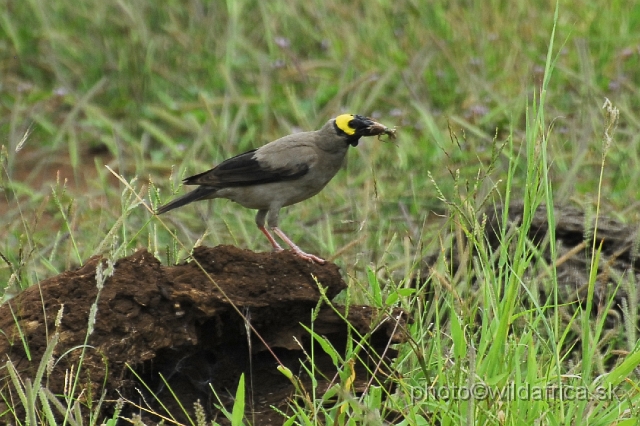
[0,245,406,424]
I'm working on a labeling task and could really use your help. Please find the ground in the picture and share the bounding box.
[0,245,406,424]
[2,205,637,423]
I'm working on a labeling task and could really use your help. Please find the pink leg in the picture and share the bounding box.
[272,227,325,264]
[259,225,284,252]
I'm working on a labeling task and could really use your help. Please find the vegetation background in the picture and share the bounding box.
[2,0,640,423]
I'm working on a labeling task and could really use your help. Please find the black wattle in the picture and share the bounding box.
[348,136,361,147]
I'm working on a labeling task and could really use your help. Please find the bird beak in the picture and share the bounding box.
[352,116,397,140]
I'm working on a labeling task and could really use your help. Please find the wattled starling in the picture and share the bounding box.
[156,114,396,264]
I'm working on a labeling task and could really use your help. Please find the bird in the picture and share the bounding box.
[156,114,396,264]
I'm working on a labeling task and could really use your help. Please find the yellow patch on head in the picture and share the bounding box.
[335,114,355,135]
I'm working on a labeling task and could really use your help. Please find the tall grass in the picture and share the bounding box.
[2,0,640,423]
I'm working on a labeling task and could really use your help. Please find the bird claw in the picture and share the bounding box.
[270,227,325,264]
[293,250,326,265]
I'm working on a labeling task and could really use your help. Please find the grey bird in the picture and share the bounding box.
[156,114,396,264]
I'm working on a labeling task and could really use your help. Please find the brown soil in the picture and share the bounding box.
[1,145,116,208]
[0,245,407,425]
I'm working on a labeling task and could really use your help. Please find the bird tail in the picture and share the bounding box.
[155,186,217,214]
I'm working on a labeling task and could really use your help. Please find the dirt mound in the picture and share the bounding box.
[0,245,407,424]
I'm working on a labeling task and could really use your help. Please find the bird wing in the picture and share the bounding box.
[183,145,317,187]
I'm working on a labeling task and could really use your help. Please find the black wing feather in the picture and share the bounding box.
[183,149,309,187]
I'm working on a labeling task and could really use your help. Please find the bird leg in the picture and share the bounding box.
[259,209,325,264]
[272,227,326,264]
[256,209,283,252]
[258,225,284,252]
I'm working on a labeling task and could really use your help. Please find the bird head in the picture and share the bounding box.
[333,114,392,147]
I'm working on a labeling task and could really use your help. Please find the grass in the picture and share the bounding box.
[2,0,640,423]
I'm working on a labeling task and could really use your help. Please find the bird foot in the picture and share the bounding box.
[270,227,325,264]
[291,249,326,265]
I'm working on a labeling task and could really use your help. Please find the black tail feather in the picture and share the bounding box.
[155,187,217,214]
